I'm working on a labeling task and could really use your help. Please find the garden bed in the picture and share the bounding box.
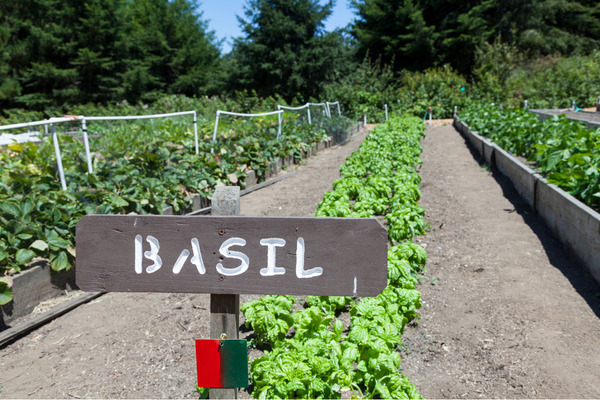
[0,122,363,336]
[454,118,600,284]
[529,108,600,129]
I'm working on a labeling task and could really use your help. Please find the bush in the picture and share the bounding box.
[473,40,600,109]
[322,57,397,123]
[397,65,470,119]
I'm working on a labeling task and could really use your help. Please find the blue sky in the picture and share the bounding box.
[200,0,356,54]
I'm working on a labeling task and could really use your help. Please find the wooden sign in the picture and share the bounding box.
[75,215,388,297]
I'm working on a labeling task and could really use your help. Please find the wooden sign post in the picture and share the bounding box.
[75,187,388,398]
[210,187,241,399]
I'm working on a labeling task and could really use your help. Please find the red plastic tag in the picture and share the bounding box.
[196,339,248,388]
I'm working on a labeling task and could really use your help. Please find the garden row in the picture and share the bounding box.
[455,106,600,283]
[233,114,427,399]
[459,104,600,210]
[0,105,351,307]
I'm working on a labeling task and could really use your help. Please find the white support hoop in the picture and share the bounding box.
[51,125,67,191]
[80,118,93,174]
[307,103,330,119]
[0,117,78,132]
[0,111,198,187]
[326,101,341,117]
[278,104,312,124]
[84,111,198,155]
[212,110,284,145]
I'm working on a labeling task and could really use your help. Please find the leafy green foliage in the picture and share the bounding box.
[460,104,600,209]
[2,0,600,119]
[242,114,427,399]
[240,295,295,345]
[229,0,350,101]
[317,114,427,243]
[0,276,13,305]
[352,0,436,71]
[388,243,427,287]
[323,58,397,123]
[305,295,353,313]
[250,338,346,399]
[196,385,209,399]
[351,0,600,76]
[470,38,600,109]
[398,66,470,120]
[323,59,470,121]
[0,96,350,303]
[0,0,222,110]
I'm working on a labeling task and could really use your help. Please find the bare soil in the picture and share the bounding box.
[0,128,369,399]
[1,121,600,399]
[401,120,600,399]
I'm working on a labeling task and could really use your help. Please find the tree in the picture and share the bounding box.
[229,0,350,100]
[0,0,222,111]
[352,0,436,71]
[350,0,600,76]
[511,0,600,57]
[0,21,21,102]
[71,0,127,103]
[121,0,222,101]
[0,0,80,109]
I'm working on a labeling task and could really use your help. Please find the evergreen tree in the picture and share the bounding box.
[0,0,80,109]
[0,21,20,102]
[120,0,222,102]
[71,0,127,103]
[352,0,436,71]
[351,0,600,75]
[0,0,222,111]
[230,0,349,100]
[167,0,223,97]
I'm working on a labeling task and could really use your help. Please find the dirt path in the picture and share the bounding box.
[0,128,370,399]
[1,121,599,399]
[400,121,600,398]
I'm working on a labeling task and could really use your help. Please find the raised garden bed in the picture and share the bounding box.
[454,118,600,284]
[529,108,600,129]
[0,122,364,338]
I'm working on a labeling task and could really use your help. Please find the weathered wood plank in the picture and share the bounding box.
[0,292,102,347]
[209,186,240,399]
[75,215,388,296]
[1,261,77,326]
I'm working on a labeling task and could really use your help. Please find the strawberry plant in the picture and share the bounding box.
[0,99,351,305]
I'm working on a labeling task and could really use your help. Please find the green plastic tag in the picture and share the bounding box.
[220,340,248,388]
[196,339,248,388]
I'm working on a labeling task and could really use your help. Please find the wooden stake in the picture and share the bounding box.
[209,186,240,399]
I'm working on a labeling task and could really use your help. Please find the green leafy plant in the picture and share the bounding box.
[196,385,209,399]
[241,295,295,346]
[242,114,427,399]
[459,104,600,209]
[0,96,351,306]
[317,115,426,243]
[0,276,13,305]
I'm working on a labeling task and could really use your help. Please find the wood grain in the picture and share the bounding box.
[76,215,388,297]
[209,186,240,398]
